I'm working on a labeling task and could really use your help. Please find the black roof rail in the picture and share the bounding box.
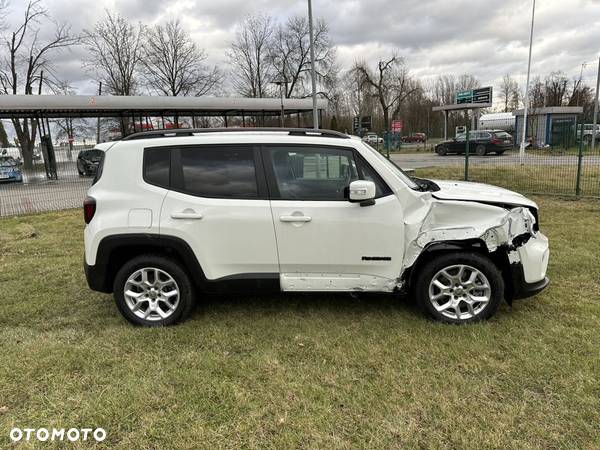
[121,127,351,141]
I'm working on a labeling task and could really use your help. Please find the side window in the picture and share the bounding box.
[268,147,358,200]
[178,146,258,198]
[143,148,170,189]
[355,155,392,198]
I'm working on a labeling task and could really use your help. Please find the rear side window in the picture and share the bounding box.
[494,131,512,139]
[178,146,258,198]
[92,151,105,186]
[144,148,170,189]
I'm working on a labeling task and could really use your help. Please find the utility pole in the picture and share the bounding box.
[519,0,536,163]
[592,56,600,152]
[307,0,318,129]
[96,82,102,144]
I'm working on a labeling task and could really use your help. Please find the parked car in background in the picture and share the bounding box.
[401,133,427,143]
[576,124,600,144]
[362,133,384,145]
[77,149,104,176]
[435,130,513,156]
[0,156,23,183]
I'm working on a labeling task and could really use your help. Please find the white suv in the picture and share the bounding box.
[84,128,549,326]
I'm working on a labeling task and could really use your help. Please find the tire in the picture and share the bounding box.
[475,144,487,156]
[413,252,504,324]
[113,254,195,326]
[436,145,447,156]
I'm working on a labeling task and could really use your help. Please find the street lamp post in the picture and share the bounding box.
[307,0,318,129]
[272,79,287,128]
[519,0,536,163]
[592,56,600,152]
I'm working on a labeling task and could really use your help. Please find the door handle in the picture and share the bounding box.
[279,215,311,223]
[171,211,203,220]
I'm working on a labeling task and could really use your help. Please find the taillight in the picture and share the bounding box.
[83,197,96,224]
[491,138,502,145]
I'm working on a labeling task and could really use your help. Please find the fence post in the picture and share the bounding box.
[386,130,390,159]
[575,119,584,196]
[464,126,470,181]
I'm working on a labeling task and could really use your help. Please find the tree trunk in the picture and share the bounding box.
[382,106,390,133]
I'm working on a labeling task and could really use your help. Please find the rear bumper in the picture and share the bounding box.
[84,259,112,293]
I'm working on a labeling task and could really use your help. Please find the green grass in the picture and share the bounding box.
[415,165,600,198]
[1,200,599,449]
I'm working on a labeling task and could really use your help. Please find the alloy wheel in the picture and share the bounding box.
[123,267,180,322]
[428,264,491,320]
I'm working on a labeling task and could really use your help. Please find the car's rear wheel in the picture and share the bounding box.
[113,255,195,326]
[414,252,503,324]
[436,145,448,156]
[475,144,487,156]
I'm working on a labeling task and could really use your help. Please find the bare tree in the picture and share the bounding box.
[228,14,274,98]
[0,0,77,169]
[82,11,143,96]
[141,19,221,97]
[51,82,94,159]
[268,16,335,98]
[353,55,419,131]
[544,71,569,106]
[500,74,519,112]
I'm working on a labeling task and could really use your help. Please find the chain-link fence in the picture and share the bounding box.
[394,114,600,198]
[1,117,599,218]
[0,140,96,217]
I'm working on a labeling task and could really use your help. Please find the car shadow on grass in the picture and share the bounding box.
[193,291,421,319]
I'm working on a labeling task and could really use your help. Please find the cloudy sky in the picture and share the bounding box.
[3,0,600,107]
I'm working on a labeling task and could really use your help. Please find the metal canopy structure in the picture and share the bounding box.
[0,95,328,119]
[432,102,493,140]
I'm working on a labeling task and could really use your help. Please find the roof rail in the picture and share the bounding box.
[121,127,350,141]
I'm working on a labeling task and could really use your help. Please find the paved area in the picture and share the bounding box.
[0,177,91,216]
[390,152,600,169]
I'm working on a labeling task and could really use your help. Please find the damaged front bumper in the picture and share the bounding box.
[506,231,550,300]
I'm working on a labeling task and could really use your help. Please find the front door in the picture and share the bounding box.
[263,145,405,292]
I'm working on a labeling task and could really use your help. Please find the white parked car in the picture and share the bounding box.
[362,133,384,145]
[84,128,549,326]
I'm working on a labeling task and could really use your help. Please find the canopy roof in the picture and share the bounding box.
[0,95,328,119]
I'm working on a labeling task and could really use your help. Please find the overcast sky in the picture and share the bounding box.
[3,0,600,105]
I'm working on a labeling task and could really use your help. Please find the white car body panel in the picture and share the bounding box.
[159,192,279,280]
[270,195,405,291]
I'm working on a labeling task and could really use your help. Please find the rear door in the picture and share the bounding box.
[264,144,404,292]
[159,145,279,281]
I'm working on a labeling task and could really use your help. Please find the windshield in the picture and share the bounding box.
[361,142,418,189]
[80,149,103,159]
[0,157,17,167]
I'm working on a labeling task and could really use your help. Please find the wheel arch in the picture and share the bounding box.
[91,234,206,293]
[405,239,513,300]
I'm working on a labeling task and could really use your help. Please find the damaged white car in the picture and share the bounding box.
[84,128,549,326]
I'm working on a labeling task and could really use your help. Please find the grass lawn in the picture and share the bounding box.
[414,165,600,198]
[1,198,599,449]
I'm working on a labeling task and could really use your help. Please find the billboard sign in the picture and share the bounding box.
[456,86,493,105]
[391,120,404,133]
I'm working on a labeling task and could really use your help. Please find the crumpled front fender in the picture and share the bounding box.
[402,199,536,273]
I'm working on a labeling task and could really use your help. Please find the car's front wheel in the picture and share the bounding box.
[436,145,448,156]
[414,252,504,323]
[113,255,195,326]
